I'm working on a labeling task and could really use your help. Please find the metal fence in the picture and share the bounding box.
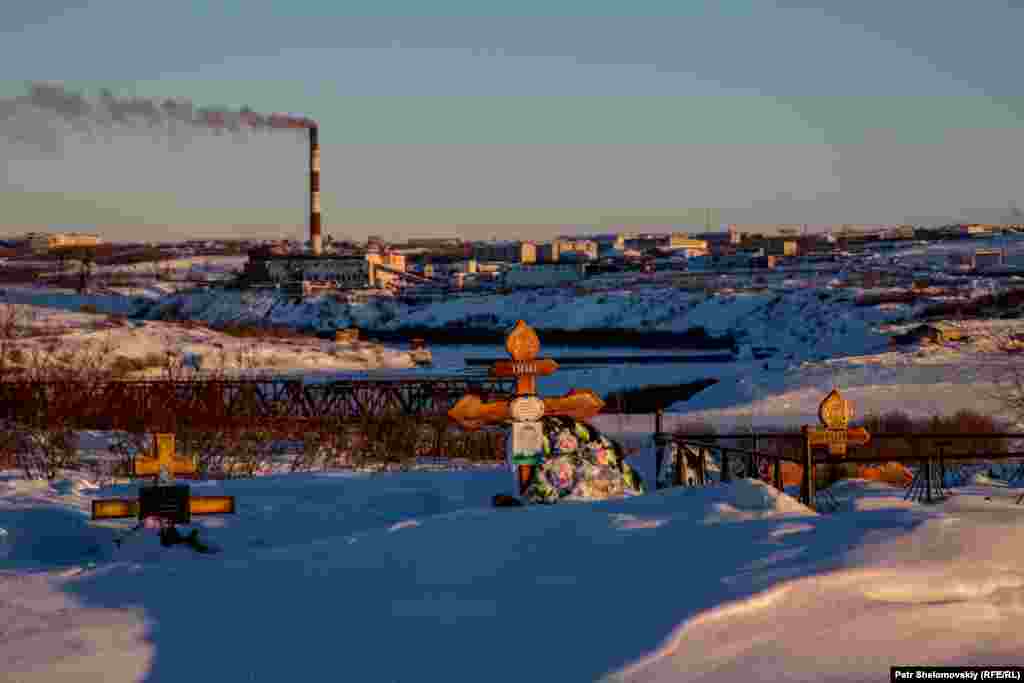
[652,415,1024,510]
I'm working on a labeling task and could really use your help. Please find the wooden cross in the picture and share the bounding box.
[800,388,871,509]
[92,433,236,522]
[132,433,198,479]
[448,320,605,493]
[804,389,871,457]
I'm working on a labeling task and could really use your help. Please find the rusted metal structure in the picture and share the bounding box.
[0,376,515,433]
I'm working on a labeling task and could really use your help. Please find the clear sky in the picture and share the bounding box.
[2,0,1023,242]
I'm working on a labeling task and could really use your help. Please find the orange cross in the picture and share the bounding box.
[447,320,605,494]
[805,388,871,457]
[132,433,197,478]
[447,320,605,430]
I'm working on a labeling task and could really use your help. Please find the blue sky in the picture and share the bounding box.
[2,1,1023,240]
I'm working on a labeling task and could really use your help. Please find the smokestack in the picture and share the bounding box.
[310,124,322,256]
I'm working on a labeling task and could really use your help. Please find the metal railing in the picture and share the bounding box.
[650,410,1024,510]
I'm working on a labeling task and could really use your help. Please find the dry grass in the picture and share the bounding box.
[920,287,1024,320]
[218,322,307,340]
[109,353,168,378]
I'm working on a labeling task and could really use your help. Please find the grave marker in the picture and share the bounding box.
[800,388,871,508]
[92,433,236,522]
[448,320,605,495]
[804,389,871,456]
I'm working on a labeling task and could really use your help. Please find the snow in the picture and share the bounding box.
[3,467,1024,682]
[0,294,418,377]
[5,239,1024,680]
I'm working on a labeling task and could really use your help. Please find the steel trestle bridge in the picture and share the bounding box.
[0,375,516,433]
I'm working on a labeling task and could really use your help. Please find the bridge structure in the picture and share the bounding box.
[0,375,516,434]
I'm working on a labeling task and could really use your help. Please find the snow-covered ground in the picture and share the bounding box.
[0,296,416,377]
[5,237,1024,680]
[2,465,1023,682]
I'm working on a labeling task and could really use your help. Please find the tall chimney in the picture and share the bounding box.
[309,125,322,256]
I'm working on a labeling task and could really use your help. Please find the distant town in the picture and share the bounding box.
[3,222,1023,299]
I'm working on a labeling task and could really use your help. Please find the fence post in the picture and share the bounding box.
[801,426,816,510]
[911,437,922,502]
[653,408,668,490]
[674,446,685,487]
[936,440,952,491]
[750,434,759,479]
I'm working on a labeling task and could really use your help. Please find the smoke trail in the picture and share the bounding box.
[0,81,316,152]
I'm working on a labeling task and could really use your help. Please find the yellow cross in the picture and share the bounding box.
[133,433,198,478]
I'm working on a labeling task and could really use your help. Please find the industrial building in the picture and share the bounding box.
[974,249,1005,269]
[503,263,586,288]
[243,248,413,291]
[743,238,798,257]
[472,241,537,264]
[27,232,103,253]
[620,233,707,254]
[244,251,370,286]
[404,237,463,249]
[692,225,741,248]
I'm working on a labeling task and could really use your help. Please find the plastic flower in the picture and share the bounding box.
[555,431,579,453]
[592,447,611,466]
[555,460,575,488]
[571,481,592,498]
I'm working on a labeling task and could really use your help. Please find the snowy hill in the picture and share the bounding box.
[3,468,1024,682]
[137,285,900,362]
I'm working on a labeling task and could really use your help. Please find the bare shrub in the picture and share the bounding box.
[16,427,79,480]
[0,420,19,470]
[174,428,238,480]
[5,333,117,479]
[109,351,170,378]
[0,303,31,380]
[218,322,305,340]
[109,356,141,378]
[212,429,288,478]
[350,415,426,469]
[856,408,1008,458]
[439,426,504,464]
[99,430,151,484]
